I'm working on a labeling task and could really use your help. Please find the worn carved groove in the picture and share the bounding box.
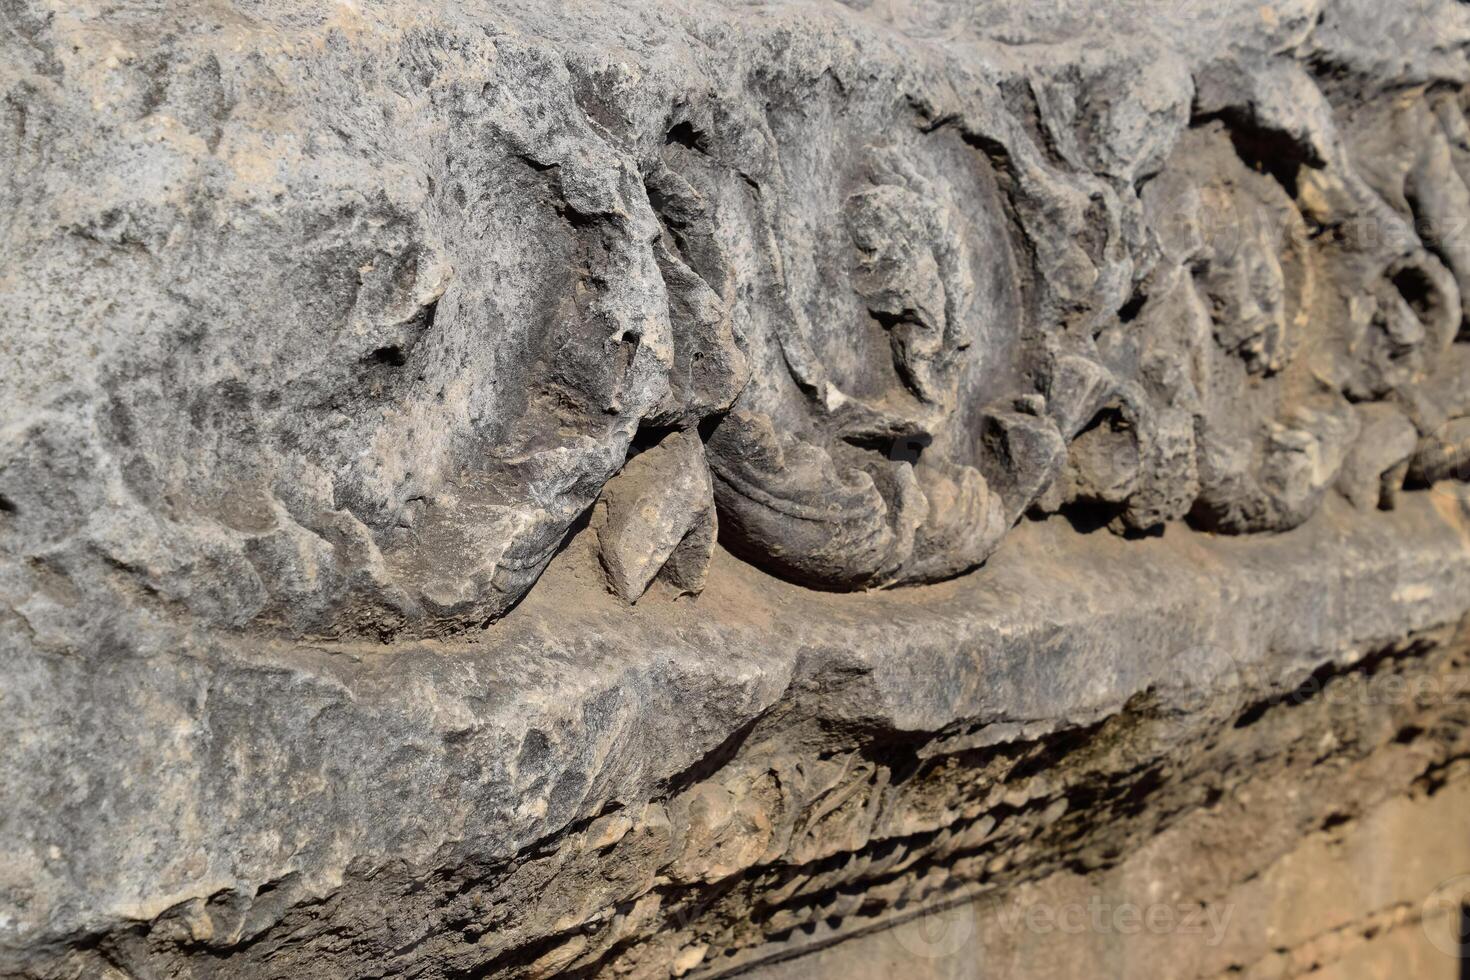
[5,1,1470,978]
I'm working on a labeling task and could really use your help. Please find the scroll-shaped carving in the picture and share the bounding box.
[685,101,1105,589]
[5,11,1470,643]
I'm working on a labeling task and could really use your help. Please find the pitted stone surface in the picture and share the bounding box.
[4,1,1470,977]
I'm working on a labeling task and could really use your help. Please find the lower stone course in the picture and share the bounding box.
[6,492,1470,979]
[754,725,1470,980]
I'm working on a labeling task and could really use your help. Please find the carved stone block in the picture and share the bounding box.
[4,0,1470,977]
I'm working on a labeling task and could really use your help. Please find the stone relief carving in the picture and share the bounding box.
[8,3,1470,978]
[3,2,1469,645]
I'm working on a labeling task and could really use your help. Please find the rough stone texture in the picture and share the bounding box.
[753,773,1470,980]
[595,429,716,602]
[4,0,1470,977]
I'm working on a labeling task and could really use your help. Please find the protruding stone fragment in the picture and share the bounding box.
[1044,354,1120,441]
[981,406,1068,525]
[596,429,717,603]
[1337,404,1419,510]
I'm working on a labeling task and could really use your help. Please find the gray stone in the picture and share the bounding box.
[596,429,716,602]
[4,0,1470,977]
[5,0,1470,635]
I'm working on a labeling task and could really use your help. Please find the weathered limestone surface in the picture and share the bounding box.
[4,0,1470,977]
[9,494,1470,979]
[753,769,1470,980]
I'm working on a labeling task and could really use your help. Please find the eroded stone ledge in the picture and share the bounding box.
[751,689,1470,980]
[5,492,1470,978]
[6,1,1470,977]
